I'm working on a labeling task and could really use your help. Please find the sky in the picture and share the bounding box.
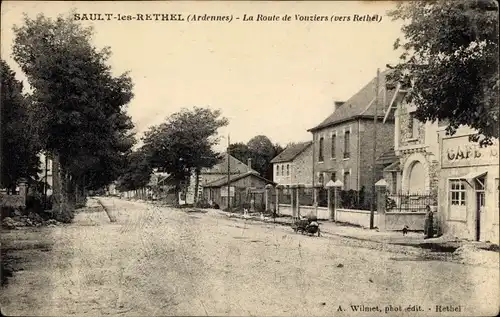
[1,1,404,152]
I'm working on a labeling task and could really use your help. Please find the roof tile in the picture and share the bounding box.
[310,69,395,131]
[270,141,313,163]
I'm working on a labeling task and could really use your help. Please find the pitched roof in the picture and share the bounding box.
[376,147,397,165]
[309,69,396,132]
[203,171,275,188]
[383,160,401,172]
[270,141,313,163]
[201,153,258,175]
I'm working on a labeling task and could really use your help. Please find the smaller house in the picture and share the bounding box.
[271,141,313,186]
[202,171,275,210]
[184,153,258,204]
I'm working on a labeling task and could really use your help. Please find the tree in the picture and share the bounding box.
[12,12,135,215]
[116,148,152,192]
[388,0,499,146]
[228,142,251,163]
[228,137,284,181]
[0,60,42,192]
[142,107,228,203]
[247,135,276,180]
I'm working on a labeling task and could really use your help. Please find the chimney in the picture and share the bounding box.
[247,158,252,170]
[334,101,345,112]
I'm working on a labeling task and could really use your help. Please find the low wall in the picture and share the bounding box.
[278,204,330,219]
[278,204,293,217]
[0,193,25,208]
[383,212,426,231]
[336,208,378,228]
[278,204,377,225]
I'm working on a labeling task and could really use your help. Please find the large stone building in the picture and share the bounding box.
[270,141,313,186]
[308,70,396,198]
[382,84,499,243]
[380,86,441,200]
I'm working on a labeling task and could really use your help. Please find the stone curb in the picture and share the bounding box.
[95,198,117,223]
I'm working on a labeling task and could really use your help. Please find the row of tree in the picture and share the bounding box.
[1,13,136,221]
[1,12,285,211]
[115,107,286,204]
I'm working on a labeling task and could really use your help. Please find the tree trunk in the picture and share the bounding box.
[194,169,200,203]
[175,183,180,206]
[52,153,63,213]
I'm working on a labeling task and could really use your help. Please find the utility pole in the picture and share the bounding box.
[370,68,380,229]
[227,134,231,212]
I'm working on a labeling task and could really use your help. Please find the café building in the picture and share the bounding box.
[438,128,499,243]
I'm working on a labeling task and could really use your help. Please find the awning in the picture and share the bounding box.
[383,160,401,172]
[451,171,488,187]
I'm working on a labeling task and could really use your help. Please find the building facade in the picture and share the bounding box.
[381,92,441,200]
[438,127,499,243]
[308,70,396,196]
[202,171,274,209]
[184,153,257,204]
[271,141,313,186]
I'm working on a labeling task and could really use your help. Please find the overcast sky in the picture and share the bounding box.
[1,1,404,152]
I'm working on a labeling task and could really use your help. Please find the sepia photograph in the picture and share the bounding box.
[0,0,499,316]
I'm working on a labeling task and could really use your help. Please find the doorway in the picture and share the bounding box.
[475,176,486,241]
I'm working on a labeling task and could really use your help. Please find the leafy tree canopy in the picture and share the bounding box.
[11,12,135,187]
[116,148,152,191]
[0,59,42,190]
[388,0,499,145]
[142,107,228,188]
[228,135,284,180]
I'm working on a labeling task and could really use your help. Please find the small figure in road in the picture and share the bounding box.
[402,225,409,236]
[424,205,434,239]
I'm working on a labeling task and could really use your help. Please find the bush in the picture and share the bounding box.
[54,209,74,223]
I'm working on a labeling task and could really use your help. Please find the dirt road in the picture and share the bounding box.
[1,197,498,316]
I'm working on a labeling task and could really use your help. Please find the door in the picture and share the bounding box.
[475,176,486,241]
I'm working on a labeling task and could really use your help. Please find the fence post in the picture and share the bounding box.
[18,178,28,207]
[296,184,303,218]
[265,184,273,212]
[375,179,388,231]
[290,185,297,218]
[326,180,342,222]
[275,185,281,214]
[313,185,321,218]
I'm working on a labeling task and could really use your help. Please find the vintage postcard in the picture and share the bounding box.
[1,0,499,316]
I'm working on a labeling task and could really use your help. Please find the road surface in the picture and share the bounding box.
[1,197,498,316]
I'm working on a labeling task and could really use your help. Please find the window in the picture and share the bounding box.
[319,137,324,162]
[331,172,336,181]
[286,164,290,176]
[343,172,350,190]
[409,113,419,138]
[344,131,350,158]
[450,180,466,206]
[276,165,279,176]
[475,176,486,208]
[331,134,336,158]
[281,165,284,176]
[318,173,324,186]
[391,172,398,194]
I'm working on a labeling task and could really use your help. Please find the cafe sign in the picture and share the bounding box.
[442,135,499,168]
